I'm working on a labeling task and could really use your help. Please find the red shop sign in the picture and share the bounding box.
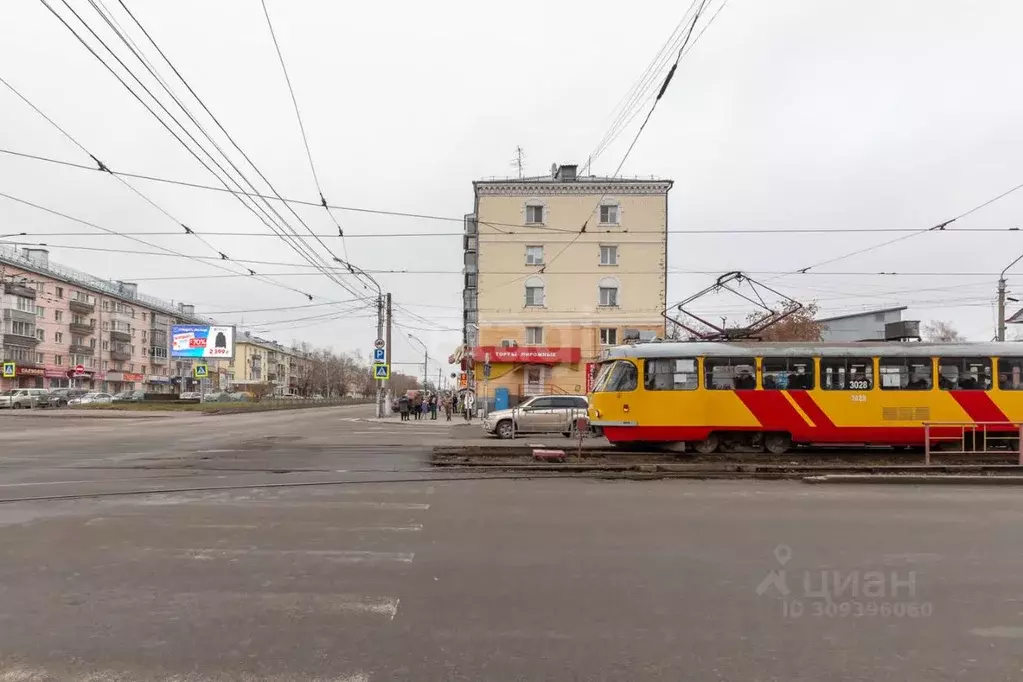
[16,366,45,377]
[472,346,581,364]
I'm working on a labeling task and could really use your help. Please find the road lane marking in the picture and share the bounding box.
[172,548,415,563]
[0,665,371,681]
[971,626,1023,638]
[86,519,424,532]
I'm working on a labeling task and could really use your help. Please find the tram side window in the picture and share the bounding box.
[998,357,1023,390]
[938,357,992,390]
[879,357,933,390]
[597,360,638,392]
[705,357,756,390]
[762,357,815,390]
[644,358,699,391]
[821,357,873,390]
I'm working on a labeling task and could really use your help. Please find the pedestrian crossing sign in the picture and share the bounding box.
[1,362,13,378]
[373,363,389,380]
[194,364,209,379]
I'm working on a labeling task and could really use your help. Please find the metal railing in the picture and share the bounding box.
[923,421,1023,465]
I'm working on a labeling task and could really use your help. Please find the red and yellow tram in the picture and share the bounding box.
[588,342,1023,454]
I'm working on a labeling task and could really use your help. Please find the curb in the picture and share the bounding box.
[804,474,1023,485]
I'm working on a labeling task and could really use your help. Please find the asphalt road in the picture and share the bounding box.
[0,407,1022,680]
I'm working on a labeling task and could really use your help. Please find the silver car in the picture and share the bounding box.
[482,395,590,439]
[0,388,50,409]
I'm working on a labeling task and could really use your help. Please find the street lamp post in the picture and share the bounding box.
[407,333,428,390]
[332,257,387,418]
[998,254,1023,341]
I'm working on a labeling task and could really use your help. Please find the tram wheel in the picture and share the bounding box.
[689,434,719,455]
[764,433,792,455]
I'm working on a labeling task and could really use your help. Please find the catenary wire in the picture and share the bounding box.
[258,0,350,263]
[0,74,314,299]
[45,0,366,301]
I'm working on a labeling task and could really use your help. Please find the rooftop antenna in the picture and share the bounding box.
[510,146,525,178]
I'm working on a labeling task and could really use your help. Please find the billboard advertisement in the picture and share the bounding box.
[170,325,235,358]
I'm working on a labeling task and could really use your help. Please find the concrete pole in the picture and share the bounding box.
[375,293,384,418]
[385,293,392,408]
[998,276,1007,342]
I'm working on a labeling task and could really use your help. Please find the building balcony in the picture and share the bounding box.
[149,352,168,365]
[69,321,95,335]
[110,349,131,361]
[3,282,36,299]
[2,308,36,324]
[69,344,94,356]
[3,331,39,347]
[151,314,171,329]
[69,298,95,314]
[110,329,131,343]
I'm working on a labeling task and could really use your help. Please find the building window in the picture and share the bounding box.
[525,326,543,345]
[36,307,45,318]
[879,357,933,390]
[525,202,545,225]
[55,332,63,343]
[102,341,109,351]
[36,329,45,341]
[524,276,545,307]
[129,364,134,372]
[525,245,544,265]
[141,365,147,375]
[762,357,815,390]
[599,202,620,225]
[54,310,62,322]
[55,355,63,366]
[35,353,44,364]
[90,338,96,348]
[598,277,619,307]
[103,361,108,371]
[599,328,618,346]
[142,331,147,342]
[102,321,109,331]
[599,245,618,266]
[524,367,545,394]
[56,287,64,298]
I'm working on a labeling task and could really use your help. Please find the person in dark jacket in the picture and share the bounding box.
[398,395,410,421]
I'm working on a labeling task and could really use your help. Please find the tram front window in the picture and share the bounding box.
[593,360,638,392]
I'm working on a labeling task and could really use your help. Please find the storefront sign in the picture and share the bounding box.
[43,366,66,379]
[146,375,171,384]
[472,346,581,364]
[104,372,142,382]
[15,366,45,378]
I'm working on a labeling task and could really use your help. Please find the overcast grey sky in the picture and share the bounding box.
[2,0,1023,374]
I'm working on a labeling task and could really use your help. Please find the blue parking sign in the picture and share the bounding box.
[373,348,386,362]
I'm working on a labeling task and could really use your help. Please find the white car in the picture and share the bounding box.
[482,395,590,439]
[0,388,49,409]
[68,392,114,406]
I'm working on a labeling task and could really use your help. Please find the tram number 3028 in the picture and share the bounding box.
[850,394,867,403]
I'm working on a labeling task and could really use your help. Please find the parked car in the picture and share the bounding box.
[178,392,202,400]
[229,391,253,402]
[38,388,87,408]
[482,395,590,439]
[0,388,50,409]
[201,391,233,403]
[68,392,113,406]
[111,390,142,403]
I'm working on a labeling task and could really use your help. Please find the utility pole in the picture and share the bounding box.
[998,253,1023,342]
[512,146,524,179]
[375,293,385,418]
[999,277,1007,342]
[385,293,392,405]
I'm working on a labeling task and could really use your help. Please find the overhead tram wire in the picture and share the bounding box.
[590,0,730,164]
[259,0,350,263]
[83,0,361,297]
[0,148,579,235]
[42,0,365,303]
[782,176,1023,279]
[0,75,315,300]
[583,0,702,171]
[107,0,370,296]
[539,0,709,277]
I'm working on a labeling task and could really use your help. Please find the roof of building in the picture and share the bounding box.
[601,340,1019,360]
[816,306,908,323]
[0,244,206,323]
[1006,307,1023,324]
[474,174,673,185]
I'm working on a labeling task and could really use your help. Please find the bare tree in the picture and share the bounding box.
[749,302,825,342]
[922,320,965,343]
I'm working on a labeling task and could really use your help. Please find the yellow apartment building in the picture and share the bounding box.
[462,164,672,407]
